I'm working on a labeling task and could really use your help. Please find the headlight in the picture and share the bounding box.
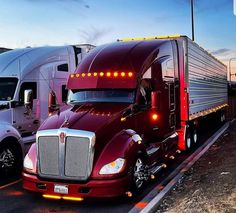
[99,158,125,175]
[23,154,33,170]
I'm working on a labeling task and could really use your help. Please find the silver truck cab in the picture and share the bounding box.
[0,45,93,175]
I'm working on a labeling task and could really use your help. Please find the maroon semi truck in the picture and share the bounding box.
[22,35,227,200]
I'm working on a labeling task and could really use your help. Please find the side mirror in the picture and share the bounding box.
[48,91,59,114]
[24,89,33,109]
[151,91,160,111]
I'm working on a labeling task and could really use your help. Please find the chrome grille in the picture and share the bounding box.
[37,129,95,181]
[38,136,59,176]
[65,136,90,177]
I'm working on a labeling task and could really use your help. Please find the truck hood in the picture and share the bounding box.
[0,101,10,111]
[39,103,131,161]
[39,103,130,136]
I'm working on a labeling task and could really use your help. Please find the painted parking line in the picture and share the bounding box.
[129,122,229,213]
[0,179,22,190]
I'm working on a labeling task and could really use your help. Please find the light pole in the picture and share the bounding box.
[191,0,195,41]
[229,58,236,83]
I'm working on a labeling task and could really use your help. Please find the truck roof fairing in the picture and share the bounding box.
[0,46,71,79]
[68,40,168,90]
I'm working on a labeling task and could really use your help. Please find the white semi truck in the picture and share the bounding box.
[0,44,93,175]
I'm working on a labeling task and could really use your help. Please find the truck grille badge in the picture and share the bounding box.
[59,132,65,143]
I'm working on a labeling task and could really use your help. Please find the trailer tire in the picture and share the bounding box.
[185,128,192,151]
[0,141,23,177]
[220,112,225,123]
[192,128,198,144]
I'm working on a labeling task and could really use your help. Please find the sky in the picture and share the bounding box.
[0,0,236,79]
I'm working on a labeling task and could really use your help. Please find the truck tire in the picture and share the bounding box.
[0,142,22,177]
[131,157,147,193]
[192,128,198,144]
[185,128,192,151]
[220,112,225,123]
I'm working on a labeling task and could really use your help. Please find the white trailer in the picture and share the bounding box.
[0,44,93,175]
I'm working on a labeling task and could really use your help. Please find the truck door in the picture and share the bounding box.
[13,82,39,137]
[134,68,157,142]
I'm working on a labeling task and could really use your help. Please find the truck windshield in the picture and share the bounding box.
[0,78,18,101]
[68,89,135,104]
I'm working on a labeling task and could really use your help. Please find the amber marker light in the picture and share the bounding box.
[70,74,75,78]
[87,73,91,77]
[62,196,84,201]
[121,72,126,77]
[126,191,133,197]
[43,194,61,200]
[99,72,104,77]
[81,73,86,77]
[76,73,80,78]
[93,72,98,76]
[151,113,158,121]
[128,72,133,77]
[113,72,118,77]
[106,72,111,77]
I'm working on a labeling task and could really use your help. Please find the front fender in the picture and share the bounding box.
[0,122,23,148]
[92,129,146,178]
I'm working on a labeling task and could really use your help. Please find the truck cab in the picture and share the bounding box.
[0,45,93,175]
[23,39,181,198]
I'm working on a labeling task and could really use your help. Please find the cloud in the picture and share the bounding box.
[25,0,90,9]
[78,26,113,45]
[211,48,231,55]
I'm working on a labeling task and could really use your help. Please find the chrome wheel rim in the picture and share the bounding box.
[193,132,197,143]
[0,148,15,169]
[187,137,191,149]
[133,158,145,189]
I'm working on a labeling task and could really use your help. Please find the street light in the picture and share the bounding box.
[190,0,195,41]
[229,58,236,83]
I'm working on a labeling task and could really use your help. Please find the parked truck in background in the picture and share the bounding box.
[0,44,93,175]
[23,35,227,200]
[0,47,12,54]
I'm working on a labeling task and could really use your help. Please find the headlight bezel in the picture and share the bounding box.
[23,154,34,171]
[99,158,126,175]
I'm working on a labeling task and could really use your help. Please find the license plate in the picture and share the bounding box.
[54,184,68,194]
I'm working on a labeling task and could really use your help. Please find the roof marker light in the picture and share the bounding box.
[70,74,75,78]
[82,73,86,77]
[100,72,104,77]
[114,72,118,77]
[76,74,80,78]
[106,72,111,77]
[93,72,98,76]
[128,72,133,77]
[121,72,126,77]
[87,73,91,77]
